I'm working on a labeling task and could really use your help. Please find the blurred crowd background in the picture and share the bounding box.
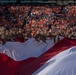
[0,5,76,44]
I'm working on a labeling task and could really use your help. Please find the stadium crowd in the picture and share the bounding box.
[0,5,76,44]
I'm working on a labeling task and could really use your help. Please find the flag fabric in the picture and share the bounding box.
[0,38,55,61]
[33,46,76,75]
[0,38,76,75]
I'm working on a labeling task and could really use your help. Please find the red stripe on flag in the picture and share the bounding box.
[18,38,76,75]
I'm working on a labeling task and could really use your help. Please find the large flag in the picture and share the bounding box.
[0,38,76,75]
